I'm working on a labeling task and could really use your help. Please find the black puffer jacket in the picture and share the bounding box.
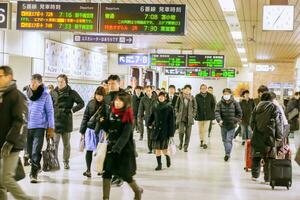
[215,96,242,130]
[79,99,108,135]
[103,111,136,178]
[250,101,283,157]
[195,92,216,121]
[51,85,84,133]
[239,99,255,125]
[0,82,27,151]
[286,98,300,132]
[148,102,175,141]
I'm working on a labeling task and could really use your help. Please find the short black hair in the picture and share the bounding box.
[183,84,192,90]
[223,88,232,94]
[145,85,152,89]
[126,85,132,89]
[32,74,43,83]
[101,79,108,85]
[135,86,143,90]
[107,75,120,82]
[158,91,167,97]
[57,74,68,84]
[257,85,269,94]
[242,90,250,96]
[161,88,166,91]
[208,86,213,90]
[295,92,300,96]
[0,65,13,76]
[261,92,276,101]
[169,85,176,89]
[200,84,207,88]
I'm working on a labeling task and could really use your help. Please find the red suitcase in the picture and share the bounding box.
[244,139,252,172]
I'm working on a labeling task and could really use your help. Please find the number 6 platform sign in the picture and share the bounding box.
[0,3,10,29]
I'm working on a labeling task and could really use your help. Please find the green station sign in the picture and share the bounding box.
[150,54,186,67]
[16,1,99,32]
[188,55,224,68]
[210,68,235,78]
[100,3,186,35]
[165,68,236,78]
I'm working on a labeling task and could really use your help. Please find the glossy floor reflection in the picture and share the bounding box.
[10,124,300,200]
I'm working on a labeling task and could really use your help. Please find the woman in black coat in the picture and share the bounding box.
[102,92,143,200]
[148,92,175,171]
[79,86,108,178]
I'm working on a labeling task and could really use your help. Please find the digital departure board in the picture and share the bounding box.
[188,55,225,68]
[165,68,186,76]
[100,3,186,35]
[186,68,210,77]
[210,68,235,78]
[16,2,99,32]
[150,54,186,67]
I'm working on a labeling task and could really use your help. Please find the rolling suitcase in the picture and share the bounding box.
[244,139,252,172]
[269,158,292,190]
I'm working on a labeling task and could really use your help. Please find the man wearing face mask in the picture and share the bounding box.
[26,74,55,183]
[215,88,242,161]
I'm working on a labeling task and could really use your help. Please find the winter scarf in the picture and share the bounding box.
[27,85,44,101]
[112,106,134,125]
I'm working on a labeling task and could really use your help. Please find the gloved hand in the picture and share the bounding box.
[1,141,14,157]
[47,128,55,138]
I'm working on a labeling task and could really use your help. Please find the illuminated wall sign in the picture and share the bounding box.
[100,3,186,35]
[256,64,276,72]
[186,68,210,77]
[150,54,186,67]
[16,1,99,32]
[187,55,224,68]
[164,68,186,76]
[118,54,149,66]
[74,34,133,44]
[210,68,235,78]
[0,3,9,29]
[164,68,236,78]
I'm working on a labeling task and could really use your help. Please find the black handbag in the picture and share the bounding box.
[14,157,25,181]
[42,138,60,172]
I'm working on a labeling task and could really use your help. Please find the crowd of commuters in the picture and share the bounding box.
[0,64,299,199]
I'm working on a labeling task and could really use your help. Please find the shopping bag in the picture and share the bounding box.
[14,157,25,181]
[168,138,176,156]
[79,136,85,152]
[42,138,60,172]
[93,132,107,173]
[295,147,300,166]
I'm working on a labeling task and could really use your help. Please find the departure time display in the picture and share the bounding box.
[100,3,186,35]
[164,68,236,78]
[188,55,224,68]
[210,68,235,78]
[16,1,99,32]
[150,54,186,67]
[186,68,210,77]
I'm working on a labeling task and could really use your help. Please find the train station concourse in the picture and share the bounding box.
[1,0,300,200]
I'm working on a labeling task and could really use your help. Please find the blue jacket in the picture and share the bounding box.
[28,87,55,129]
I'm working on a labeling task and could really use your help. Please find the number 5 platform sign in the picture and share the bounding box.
[100,3,186,35]
[118,54,149,66]
[0,3,10,29]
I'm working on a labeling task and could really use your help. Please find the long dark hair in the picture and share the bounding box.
[113,92,132,111]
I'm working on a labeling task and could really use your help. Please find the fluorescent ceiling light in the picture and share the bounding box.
[241,57,248,62]
[243,64,249,67]
[237,48,246,53]
[231,31,242,40]
[218,0,236,12]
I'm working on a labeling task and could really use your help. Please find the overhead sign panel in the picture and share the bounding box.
[164,68,186,76]
[74,34,133,44]
[0,3,10,29]
[16,1,99,32]
[118,54,149,66]
[186,68,210,77]
[150,54,186,67]
[187,55,224,68]
[164,68,236,78]
[210,68,235,78]
[100,3,186,35]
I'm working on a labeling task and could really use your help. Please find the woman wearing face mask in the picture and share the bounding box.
[215,88,243,162]
[79,86,108,178]
[148,92,175,171]
[102,92,143,200]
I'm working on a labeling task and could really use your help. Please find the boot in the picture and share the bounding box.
[129,180,143,200]
[200,140,203,147]
[166,155,171,168]
[103,178,111,200]
[155,156,162,171]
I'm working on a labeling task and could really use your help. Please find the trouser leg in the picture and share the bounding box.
[184,124,192,150]
[251,156,262,178]
[62,132,71,163]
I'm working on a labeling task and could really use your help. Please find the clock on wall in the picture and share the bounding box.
[263,5,294,31]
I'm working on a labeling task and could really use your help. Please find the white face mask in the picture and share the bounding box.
[223,95,231,101]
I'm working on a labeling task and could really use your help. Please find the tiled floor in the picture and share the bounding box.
[9,124,300,200]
